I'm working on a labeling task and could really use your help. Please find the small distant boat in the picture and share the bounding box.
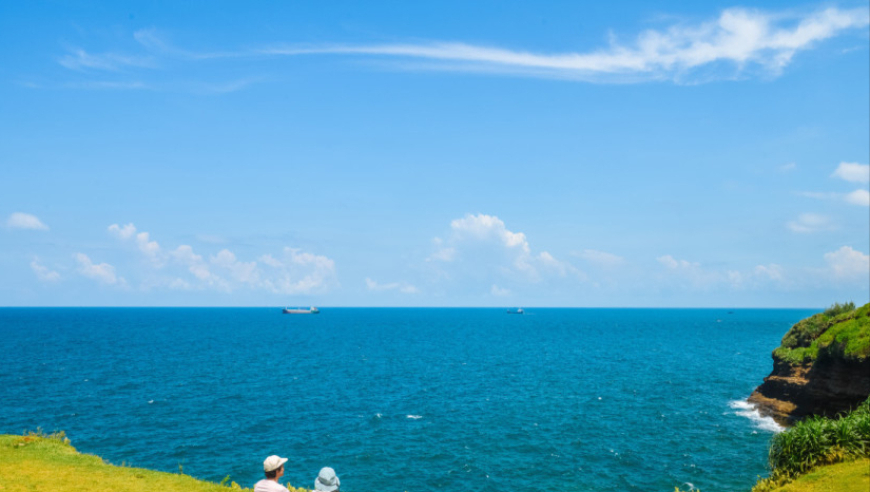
[283,306,320,314]
[506,308,524,314]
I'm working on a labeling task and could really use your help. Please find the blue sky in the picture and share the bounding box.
[1,1,868,307]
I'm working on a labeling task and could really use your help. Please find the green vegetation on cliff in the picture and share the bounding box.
[0,431,308,492]
[773,303,870,366]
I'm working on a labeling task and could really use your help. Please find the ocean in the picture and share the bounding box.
[0,308,817,491]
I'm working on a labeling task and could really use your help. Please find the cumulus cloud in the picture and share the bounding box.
[172,244,226,288]
[656,254,790,291]
[74,253,125,286]
[365,278,419,294]
[108,223,163,265]
[106,222,340,295]
[6,212,48,230]
[30,259,60,282]
[799,163,870,207]
[450,214,530,252]
[824,246,870,280]
[832,162,870,183]
[258,247,338,295]
[844,189,870,207]
[787,213,835,233]
[430,213,580,284]
[657,255,700,269]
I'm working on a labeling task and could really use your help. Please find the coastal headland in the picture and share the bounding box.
[748,303,870,425]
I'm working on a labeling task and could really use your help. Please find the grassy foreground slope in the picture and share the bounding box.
[0,433,307,492]
[768,459,869,492]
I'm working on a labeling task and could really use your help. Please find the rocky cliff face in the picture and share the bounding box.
[748,304,870,425]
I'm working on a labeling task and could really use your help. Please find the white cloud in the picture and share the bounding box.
[657,255,700,269]
[787,213,834,233]
[754,264,784,281]
[172,245,225,287]
[30,259,60,282]
[365,278,419,294]
[450,214,530,253]
[779,162,797,172]
[491,284,511,297]
[211,249,259,285]
[109,223,163,265]
[259,247,338,295]
[108,223,136,239]
[261,7,868,82]
[575,249,625,267]
[824,246,870,280]
[432,214,581,284]
[832,162,870,183]
[58,48,155,71]
[6,212,48,230]
[74,253,125,286]
[844,189,870,207]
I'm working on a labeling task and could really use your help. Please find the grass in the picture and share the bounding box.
[764,459,869,492]
[752,398,870,492]
[773,303,870,366]
[0,431,309,492]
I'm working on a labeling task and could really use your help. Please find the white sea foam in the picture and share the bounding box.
[375,413,382,418]
[407,415,423,420]
[728,400,783,433]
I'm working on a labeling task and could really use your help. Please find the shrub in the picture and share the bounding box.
[753,398,870,491]
[824,301,856,318]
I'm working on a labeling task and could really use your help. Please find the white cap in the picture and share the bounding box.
[314,467,340,491]
[264,455,288,472]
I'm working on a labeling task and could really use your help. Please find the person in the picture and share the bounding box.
[314,466,340,492]
[254,455,291,492]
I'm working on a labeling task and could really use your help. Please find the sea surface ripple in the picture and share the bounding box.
[0,308,816,491]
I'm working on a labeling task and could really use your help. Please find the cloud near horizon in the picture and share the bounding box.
[52,5,869,86]
[106,223,338,295]
[74,253,126,286]
[429,214,582,290]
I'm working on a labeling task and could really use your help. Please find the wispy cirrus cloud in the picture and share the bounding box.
[49,5,869,88]
[259,7,868,82]
[58,48,156,71]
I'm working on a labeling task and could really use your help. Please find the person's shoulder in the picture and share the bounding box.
[263,481,290,492]
[254,479,290,492]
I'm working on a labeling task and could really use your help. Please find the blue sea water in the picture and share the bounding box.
[0,308,817,492]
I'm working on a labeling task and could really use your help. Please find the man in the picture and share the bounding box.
[254,455,291,492]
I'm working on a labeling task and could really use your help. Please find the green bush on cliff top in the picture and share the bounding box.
[773,302,870,366]
[752,398,870,492]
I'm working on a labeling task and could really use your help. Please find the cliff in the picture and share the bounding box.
[748,303,870,425]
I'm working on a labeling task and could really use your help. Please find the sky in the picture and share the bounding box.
[1,1,868,307]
